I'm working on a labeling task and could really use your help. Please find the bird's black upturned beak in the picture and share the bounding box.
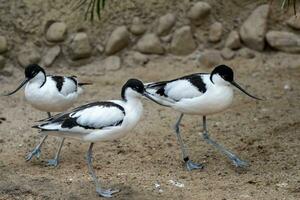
[231,81,262,100]
[3,79,30,96]
[142,91,170,107]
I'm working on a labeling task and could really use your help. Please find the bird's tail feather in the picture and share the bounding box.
[78,82,93,86]
[144,88,174,107]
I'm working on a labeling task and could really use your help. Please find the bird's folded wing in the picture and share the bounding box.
[35,101,125,132]
[145,74,207,102]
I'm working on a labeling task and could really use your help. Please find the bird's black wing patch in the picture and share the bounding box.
[182,74,207,93]
[51,76,65,92]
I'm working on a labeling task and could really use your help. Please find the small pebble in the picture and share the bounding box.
[168,180,184,188]
[284,84,292,91]
[276,182,288,188]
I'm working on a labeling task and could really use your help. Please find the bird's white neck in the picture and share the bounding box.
[28,72,46,87]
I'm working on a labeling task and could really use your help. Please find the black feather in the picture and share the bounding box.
[51,76,65,92]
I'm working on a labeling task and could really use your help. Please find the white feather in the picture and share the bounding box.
[25,76,81,112]
[164,79,203,101]
[71,105,125,129]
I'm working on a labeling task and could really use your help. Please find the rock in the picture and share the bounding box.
[286,14,300,30]
[42,46,61,67]
[221,48,235,60]
[69,32,92,60]
[161,34,172,43]
[132,53,149,66]
[238,48,255,59]
[96,44,104,53]
[0,55,5,70]
[136,33,164,54]
[17,44,41,67]
[125,51,149,67]
[130,17,147,35]
[105,26,130,55]
[266,31,300,53]
[283,83,292,91]
[45,21,67,42]
[225,31,241,50]
[157,13,176,36]
[0,36,8,53]
[209,22,223,42]
[132,51,149,65]
[0,63,13,77]
[240,4,269,51]
[103,56,121,71]
[170,26,197,55]
[198,50,223,68]
[187,2,211,25]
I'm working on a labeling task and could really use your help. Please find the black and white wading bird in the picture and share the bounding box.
[32,78,156,198]
[144,64,262,171]
[3,64,91,166]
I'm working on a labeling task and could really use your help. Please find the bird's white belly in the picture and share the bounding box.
[174,87,234,115]
[25,83,78,112]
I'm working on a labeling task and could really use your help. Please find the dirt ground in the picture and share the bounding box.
[1,0,300,199]
[0,52,300,200]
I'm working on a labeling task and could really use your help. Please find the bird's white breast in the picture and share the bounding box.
[173,81,234,115]
[24,77,79,112]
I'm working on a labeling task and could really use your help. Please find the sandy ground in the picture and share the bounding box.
[0,52,299,200]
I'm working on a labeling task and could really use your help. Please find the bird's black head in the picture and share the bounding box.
[25,64,45,79]
[3,64,46,96]
[121,78,145,100]
[209,64,262,100]
[210,64,234,83]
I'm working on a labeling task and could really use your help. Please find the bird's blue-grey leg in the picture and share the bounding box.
[86,143,120,198]
[25,135,48,161]
[47,138,65,167]
[202,116,248,168]
[25,112,52,161]
[174,114,204,171]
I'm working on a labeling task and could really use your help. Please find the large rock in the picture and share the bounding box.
[17,44,41,67]
[105,26,130,55]
[266,31,300,53]
[198,50,223,68]
[130,17,146,35]
[0,36,8,53]
[69,32,92,60]
[286,14,300,30]
[187,2,211,25]
[45,21,67,42]
[41,46,61,67]
[103,56,121,71]
[209,22,223,42]
[225,31,241,50]
[136,33,164,54]
[170,26,197,55]
[240,4,269,51]
[157,13,176,36]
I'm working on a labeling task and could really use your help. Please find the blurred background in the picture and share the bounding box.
[0,0,299,199]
